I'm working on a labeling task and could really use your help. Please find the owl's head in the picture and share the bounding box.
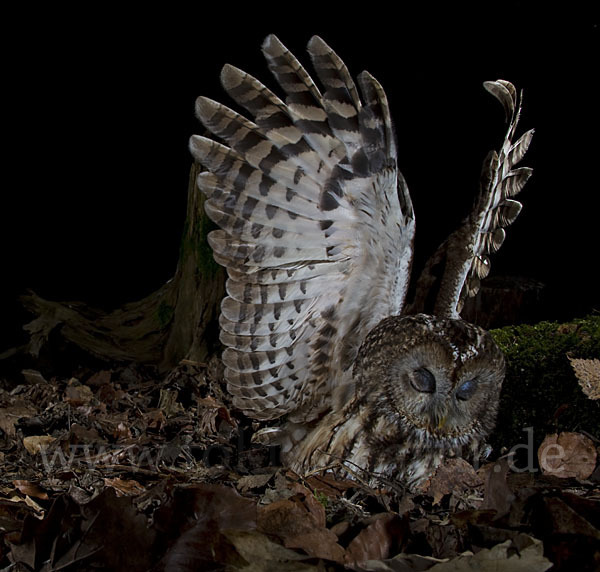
[353,314,505,450]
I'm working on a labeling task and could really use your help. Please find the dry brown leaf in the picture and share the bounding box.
[480,458,515,519]
[345,513,407,566]
[113,422,132,440]
[0,403,38,437]
[224,530,313,569]
[95,383,117,404]
[13,480,49,500]
[21,369,48,384]
[197,395,232,434]
[542,496,600,539]
[538,432,597,480]
[64,380,94,406]
[66,424,101,445]
[158,388,183,417]
[22,435,56,455]
[23,496,45,516]
[569,357,600,400]
[289,483,327,528]
[104,477,146,497]
[257,490,345,563]
[304,473,356,499]
[155,484,257,569]
[427,535,552,571]
[236,472,275,494]
[144,409,166,430]
[423,458,483,504]
[87,370,112,386]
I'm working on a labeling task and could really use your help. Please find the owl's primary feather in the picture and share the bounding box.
[191,36,534,486]
[409,81,534,318]
[190,35,415,423]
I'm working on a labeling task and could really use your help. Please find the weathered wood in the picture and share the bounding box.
[18,163,226,370]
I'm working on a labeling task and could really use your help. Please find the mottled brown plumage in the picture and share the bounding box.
[287,314,505,487]
[190,35,533,487]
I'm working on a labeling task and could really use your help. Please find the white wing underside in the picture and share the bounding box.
[190,35,414,421]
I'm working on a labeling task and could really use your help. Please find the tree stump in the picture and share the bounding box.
[17,162,226,371]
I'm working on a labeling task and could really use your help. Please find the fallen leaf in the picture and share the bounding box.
[424,458,483,505]
[359,552,449,571]
[7,489,156,571]
[64,380,94,406]
[23,496,45,516]
[21,369,48,384]
[23,435,56,455]
[158,388,183,417]
[425,522,460,560]
[144,409,166,430]
[197,395,235,433]
[569,357,600,400]
[236,472,276,494]
[397,494,416,516]
[154,484,257,570]
[22,435,56,455]
[289,483,327,528]
[304,473,356,499]
[257,490,345,563]
[79,487,157,570]
[114,421,132,440]
[345,513,408,566]
[87,370,112,386]
[104,477,146,497]
[66,423,101,444]
[480,458,515,519]
[427,535,552,571]
[541,496,600,539]
[13,480,49,500]
[224,530,318,571]
[95,382,118,404]
[0,403,38,437]
[331,520,351,538]
[538,432,597,480]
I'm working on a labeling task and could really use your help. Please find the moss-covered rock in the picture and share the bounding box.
[490,315,600,455]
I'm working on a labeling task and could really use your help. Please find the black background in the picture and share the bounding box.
[2,6,598,350]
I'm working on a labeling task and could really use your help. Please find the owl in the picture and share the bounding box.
[189,35,533,488]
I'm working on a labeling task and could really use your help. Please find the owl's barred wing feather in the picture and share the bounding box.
[408,80,534,318]
[459,81,534,308]
[190,35,414,421]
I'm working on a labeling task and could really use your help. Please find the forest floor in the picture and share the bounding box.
[0,330,599,571]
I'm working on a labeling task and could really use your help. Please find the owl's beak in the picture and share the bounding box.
[427,408,448,433]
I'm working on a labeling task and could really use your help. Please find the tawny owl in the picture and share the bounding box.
[189,35,533,488]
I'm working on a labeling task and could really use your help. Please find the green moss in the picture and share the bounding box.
[314,490,329,510]
[490,315,600,452]
[156,301,175,329]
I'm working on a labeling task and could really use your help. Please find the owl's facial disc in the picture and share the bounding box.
[393,344,500,438]
[355,314,505,443]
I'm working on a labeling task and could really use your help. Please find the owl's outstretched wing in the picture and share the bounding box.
[408,80,534,318]
[190,35,414,422]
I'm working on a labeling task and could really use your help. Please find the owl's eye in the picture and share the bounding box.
[456,379,478,401]
[411,368,436,393]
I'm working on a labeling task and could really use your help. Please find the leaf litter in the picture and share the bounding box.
[0,358,598,571]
